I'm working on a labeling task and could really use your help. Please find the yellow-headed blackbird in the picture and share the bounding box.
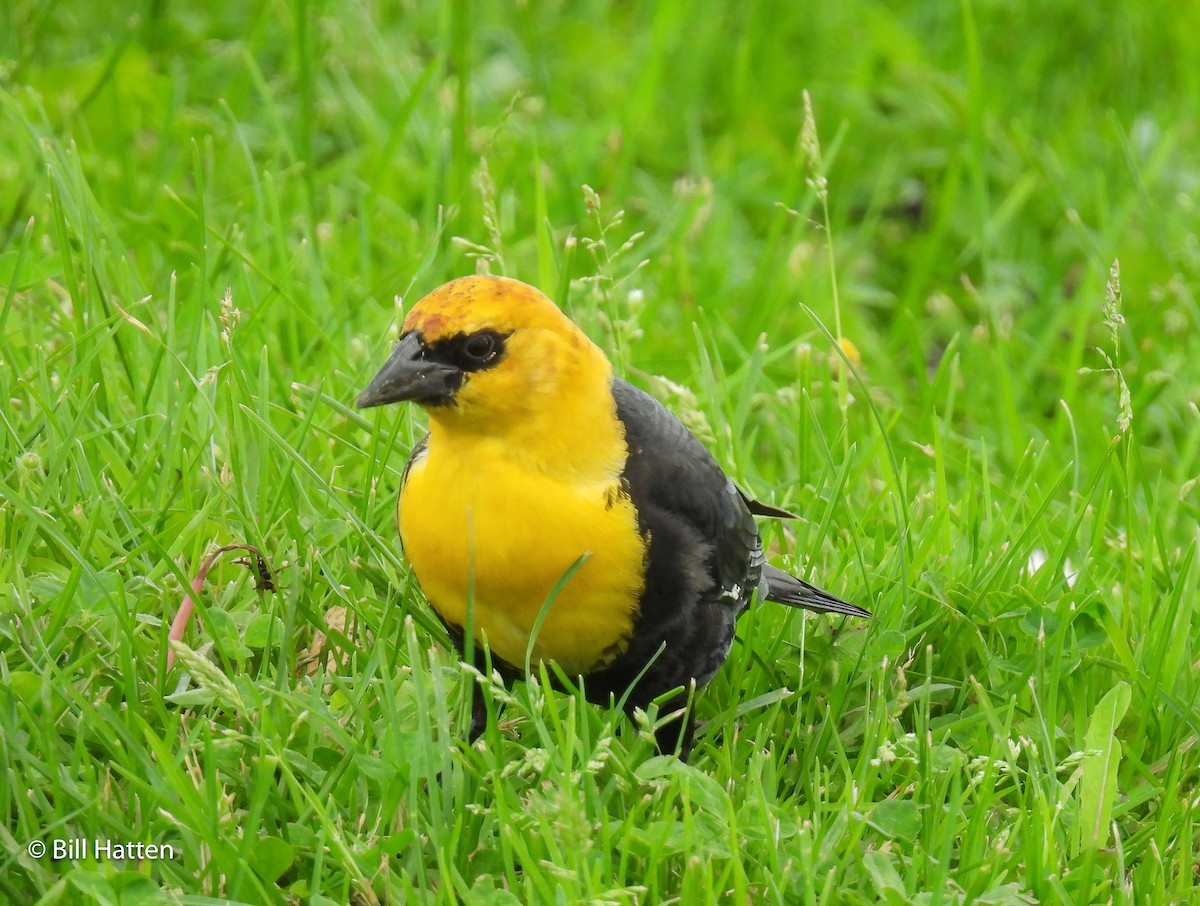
[358,275,869,755]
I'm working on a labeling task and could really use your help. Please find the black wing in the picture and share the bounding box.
[611,379,763,615]
[582,379,763,705]
[395,434,429,558]
[612,379,869,620]
[400,433,430,492]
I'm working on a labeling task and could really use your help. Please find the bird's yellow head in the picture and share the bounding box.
[357,276,613,439]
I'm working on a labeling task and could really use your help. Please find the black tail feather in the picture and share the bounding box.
[762,564,872,619]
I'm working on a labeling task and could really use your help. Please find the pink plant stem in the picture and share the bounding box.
[164,544,273,676]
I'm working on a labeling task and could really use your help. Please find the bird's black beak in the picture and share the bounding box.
[356,332,462,408]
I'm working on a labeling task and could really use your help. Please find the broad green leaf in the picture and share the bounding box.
[1075,680,1131,854]
[251,835,295,883]
[868,799,922,844]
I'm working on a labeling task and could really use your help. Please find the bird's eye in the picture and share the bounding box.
[464,332,498,363]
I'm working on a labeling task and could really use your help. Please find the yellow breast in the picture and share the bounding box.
[398,435,647,675]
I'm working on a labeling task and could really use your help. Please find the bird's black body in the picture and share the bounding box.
[582,382,760,718]
[403,377,869,755]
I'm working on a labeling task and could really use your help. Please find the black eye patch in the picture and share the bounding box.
[420,329,510,373]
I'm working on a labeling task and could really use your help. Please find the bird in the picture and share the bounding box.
[357,275,870,756]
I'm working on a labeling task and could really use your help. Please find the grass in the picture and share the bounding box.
[2,0,1199,902]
